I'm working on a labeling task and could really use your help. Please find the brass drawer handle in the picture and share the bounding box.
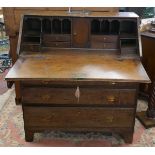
[107,96,117,102]
[105,116,114,122]
[42,81,49,84]
[111,82,116,85]
[42,95,50,100]
[75,86,80,103]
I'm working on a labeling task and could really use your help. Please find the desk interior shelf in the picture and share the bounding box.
[20,15,139,55]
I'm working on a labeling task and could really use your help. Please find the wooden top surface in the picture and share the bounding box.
[5,51,149,83]
[24,12,138,18]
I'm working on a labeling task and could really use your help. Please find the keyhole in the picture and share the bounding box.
[75,86,80,103]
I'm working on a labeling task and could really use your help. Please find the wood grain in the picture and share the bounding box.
[5,51,150,83]
[23,107,135,128]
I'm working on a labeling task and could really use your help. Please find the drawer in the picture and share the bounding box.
[121,48,137,55]
[22,87,136,106]
[21,81,138,89]
[21,44,41,51]
[43,41,71,48]
[42,34,71,42]
[91,35,118,43]
[23,107,135,128]
[91,42,118,49]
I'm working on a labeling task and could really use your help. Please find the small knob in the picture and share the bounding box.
[104,37,106,40]
[42,95,50,100]
[106,116,113,122]
[73,32,77,36]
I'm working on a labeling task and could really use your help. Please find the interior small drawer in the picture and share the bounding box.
[43,41,71,48]
[42,34,71,42]
[91,35,118,43]
[22,87,136,106]
[23,107,135,128]
[21,44,41,51]
[91,42,118,49]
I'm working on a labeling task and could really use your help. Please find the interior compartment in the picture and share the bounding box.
[62,19,71,34]
[52,19,61,34]
[91,19,100,34]
[101,20,110,34]
[120,20,137,35]
[23,18,41,36]
[42,18,51,33]
[111,20,120,34]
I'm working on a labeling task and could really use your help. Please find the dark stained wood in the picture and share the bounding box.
[121,132,133,143]
[137,32,155,128]
[5,51,150,83]
[23,107,135,128]
[91,42,118,49]
[5,12,150,143]
[2,8,137,106]
[72,18,90,48]
[22,87,136,106]
[21,80,138,88]
[25,130,34,142]
[42,34,71,42]
[91,35,118,43]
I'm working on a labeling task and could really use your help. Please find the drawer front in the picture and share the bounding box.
[43,41,71,48]
[24,107,135,128]
[91,35,118,43]
[21,44,40,51]
[21,81,138,89]
[91,42,118,49]
[121,48,137,55]
[22,87,136,106]
[43,34,71,42]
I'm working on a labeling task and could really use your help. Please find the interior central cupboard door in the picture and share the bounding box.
[72,18,90,48]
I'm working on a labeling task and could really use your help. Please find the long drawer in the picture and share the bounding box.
[23,107,135,128]
[21,81,138,89]
[22,87,137,106]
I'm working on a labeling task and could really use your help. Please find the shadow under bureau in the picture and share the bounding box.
[5,12,150,143]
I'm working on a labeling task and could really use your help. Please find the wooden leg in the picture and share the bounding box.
[15,97,21,105]
[25,130,34,142]
[137,81,155,128]
[121,132,133,144]
[15,81,21,105]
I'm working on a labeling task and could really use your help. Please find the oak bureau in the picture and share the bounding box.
[5,11,150,143]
